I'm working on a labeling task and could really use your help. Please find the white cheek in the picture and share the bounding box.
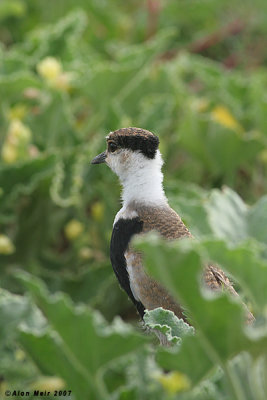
[106,151,132,177]
[106,154,119,174]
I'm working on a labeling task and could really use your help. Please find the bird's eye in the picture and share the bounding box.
[108,142,117,153]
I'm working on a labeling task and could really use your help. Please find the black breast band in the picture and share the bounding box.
[110,217,145,317]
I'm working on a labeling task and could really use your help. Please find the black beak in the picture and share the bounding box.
[91,151,107,165]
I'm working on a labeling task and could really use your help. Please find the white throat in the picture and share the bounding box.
[120,150,168,207]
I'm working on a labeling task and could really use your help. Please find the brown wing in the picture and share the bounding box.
[204,265,254,323]
[136,203,192,239]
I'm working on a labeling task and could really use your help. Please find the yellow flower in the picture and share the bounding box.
[0,234,15,255]
[1,143,18,164]
[91,202,104,221]
[30,377,65,392]
[8,104,28,121]
[53,72,74,91]
[79,247,93,260]
[192,97,209,113]
[64,219,84,240]
[15,349,26,361]
[2,120,32,163]
[8,119,31,144]
[37,57,62,81]
[259,149,267,164]
[156,371,190,394]
[211,105,243,133]
[37,57,73,92]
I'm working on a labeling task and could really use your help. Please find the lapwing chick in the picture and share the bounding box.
[91,127,254,327]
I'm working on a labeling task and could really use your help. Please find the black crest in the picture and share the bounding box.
[108,127,159,159]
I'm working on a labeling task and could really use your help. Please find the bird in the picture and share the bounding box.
[91,127,254,330]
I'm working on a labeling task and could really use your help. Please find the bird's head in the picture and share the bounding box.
[91,127,161,182]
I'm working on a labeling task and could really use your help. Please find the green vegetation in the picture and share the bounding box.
[0,1,267,399]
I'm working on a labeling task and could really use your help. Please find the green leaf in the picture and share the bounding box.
[206,188,267,245]
[157,335,214,385]
[20,328,92,398]
[135,235,267,384]
[0,72,41,98]
[0,289,44,389]
[201,239,267,312]
[248,196,267,243]
[17,272,149,399]
[144,307,194,344]
[0,288,46,344]
[28,93,78,150]
[169,186,267,246]
[0,0,26,20]
[206,187,248,244]
[0,154,56,219]
[25,10,88,60]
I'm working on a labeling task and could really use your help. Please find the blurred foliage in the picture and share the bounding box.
[0,0,267,399]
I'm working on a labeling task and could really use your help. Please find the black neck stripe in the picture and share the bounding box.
[110,217,145,318]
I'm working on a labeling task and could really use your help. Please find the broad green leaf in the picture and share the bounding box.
[24,10,88,60]
[28,93,78,150]
[20,328,93,399]
[0,0,26,20]
[0,288,46,343]
[206,187,248,244]
[17,272,149,399]
[0,154,56,218]
[144,308,194,344]
[0,289,44,389]
[135,235,267,383]
[170,195,213,238]
[206,188,267,245]
[201,239,267,312]
[248,196,267,243]
[0,72,41,98]
[170,187,267,246]
[157,335,214,385]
